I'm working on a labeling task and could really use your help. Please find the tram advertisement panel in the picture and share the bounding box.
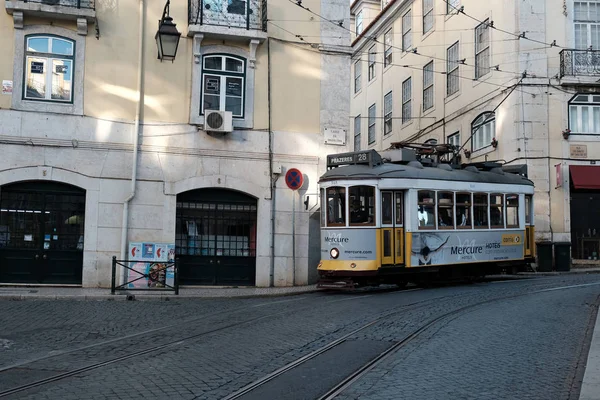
[321,229,377,260]
[410,231,524,266]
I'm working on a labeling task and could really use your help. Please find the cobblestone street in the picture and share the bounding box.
[1,275,599,400]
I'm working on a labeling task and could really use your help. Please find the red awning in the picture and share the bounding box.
[570,165,600,190]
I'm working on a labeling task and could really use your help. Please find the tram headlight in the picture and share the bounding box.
[330,248,340,259]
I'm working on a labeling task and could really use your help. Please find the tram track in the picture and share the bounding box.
[0,277,576,399]
[0,286,435,398]
[220,280,600,400]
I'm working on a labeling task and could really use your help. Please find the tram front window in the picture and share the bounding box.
[326,187,346,226]
[349,186,375,225]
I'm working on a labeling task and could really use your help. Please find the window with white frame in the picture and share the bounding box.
[384,91,393,135]
[354,59,362,93]
[354,115,362,150]
[402,10,412,51]
[569,94,600,134]
[402,77,411,124]
[423,61,434,111]
[24,35,74,103]
[447,41,459,96]
[201,54,245,117]
[574,1,600,50]
[475,19,490,79]
[471,112,495,151]
[368,46,376,81]
[447,132,460,148]
[447,0,460,14]
[384,29,393,67]
[368,104,376,144]
[423,0,434,34]
[356,10,364,35]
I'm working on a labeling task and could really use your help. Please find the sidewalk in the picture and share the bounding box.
[580,302,600,400]
[0,284,319,301]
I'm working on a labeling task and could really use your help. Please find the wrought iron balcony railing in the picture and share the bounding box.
[560,49,600,77]
[188,0,267,31]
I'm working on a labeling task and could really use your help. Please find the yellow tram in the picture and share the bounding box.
[317,147,535,288]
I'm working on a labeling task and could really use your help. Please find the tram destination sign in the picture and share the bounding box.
[327,150,382,168]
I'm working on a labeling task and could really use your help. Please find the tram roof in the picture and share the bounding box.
[319,162,534,186]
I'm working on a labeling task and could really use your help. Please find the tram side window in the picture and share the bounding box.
[418,190,436,229]
[456,193,472,229]
[327,187,346,226]
[474,193,489,229]
[506,194,519,228]
[490,194,504,228]
[349,186,375,225]
[525,195,532,225]
[437,192,454,229]
[382,192,393,225]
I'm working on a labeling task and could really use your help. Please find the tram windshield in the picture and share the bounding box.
[349,186,375,225]
[326,187,345,226]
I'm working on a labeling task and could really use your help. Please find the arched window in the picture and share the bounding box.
[24,35,74,102]
[471,112,495,151]
[201,54,246,118]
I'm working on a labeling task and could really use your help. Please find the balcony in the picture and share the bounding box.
[5,0,95,33]
[560,49,600,78]
[187,0,267,42]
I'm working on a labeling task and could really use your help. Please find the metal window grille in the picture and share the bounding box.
[402,78,411,124]
[354,115,361,150]
[189,0,266,30]
[176,201,257,257]
[447,41,459,96]
[368,46,376,80]
[368,104,376,144]
[447,0,459,14]
[475,20,490,79]
[354,60,362,93]
[384,29,393,67]
[384,91,393,135]
[423,0,434,33]
[402,10,412,51]
[423,61,434,111]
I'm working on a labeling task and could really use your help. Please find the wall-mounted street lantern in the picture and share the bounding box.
[155,0,181,62]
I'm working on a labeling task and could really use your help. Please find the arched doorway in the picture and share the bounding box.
[176,188,257,285]
[0,181,85,284]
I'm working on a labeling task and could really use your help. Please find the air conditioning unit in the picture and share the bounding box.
[204,110,233,133]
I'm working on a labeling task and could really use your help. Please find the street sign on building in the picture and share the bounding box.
[285,168,304,190]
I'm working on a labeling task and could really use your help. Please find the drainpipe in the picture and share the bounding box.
[120,0,145,271]
[268,37,276,287]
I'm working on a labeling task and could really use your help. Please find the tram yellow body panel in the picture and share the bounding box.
[318,259,380,272]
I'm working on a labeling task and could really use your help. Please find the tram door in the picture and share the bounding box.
[524,195,535,258]
[381,191,405,266]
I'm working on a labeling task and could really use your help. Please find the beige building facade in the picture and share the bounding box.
[350,0,600,263]
[0,0,352,287]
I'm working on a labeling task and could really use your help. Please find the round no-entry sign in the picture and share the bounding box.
[285,168,304,190]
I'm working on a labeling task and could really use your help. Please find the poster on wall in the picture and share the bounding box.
[2,80,12,95]
[128,242,176,288]
[410,231,524,266]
